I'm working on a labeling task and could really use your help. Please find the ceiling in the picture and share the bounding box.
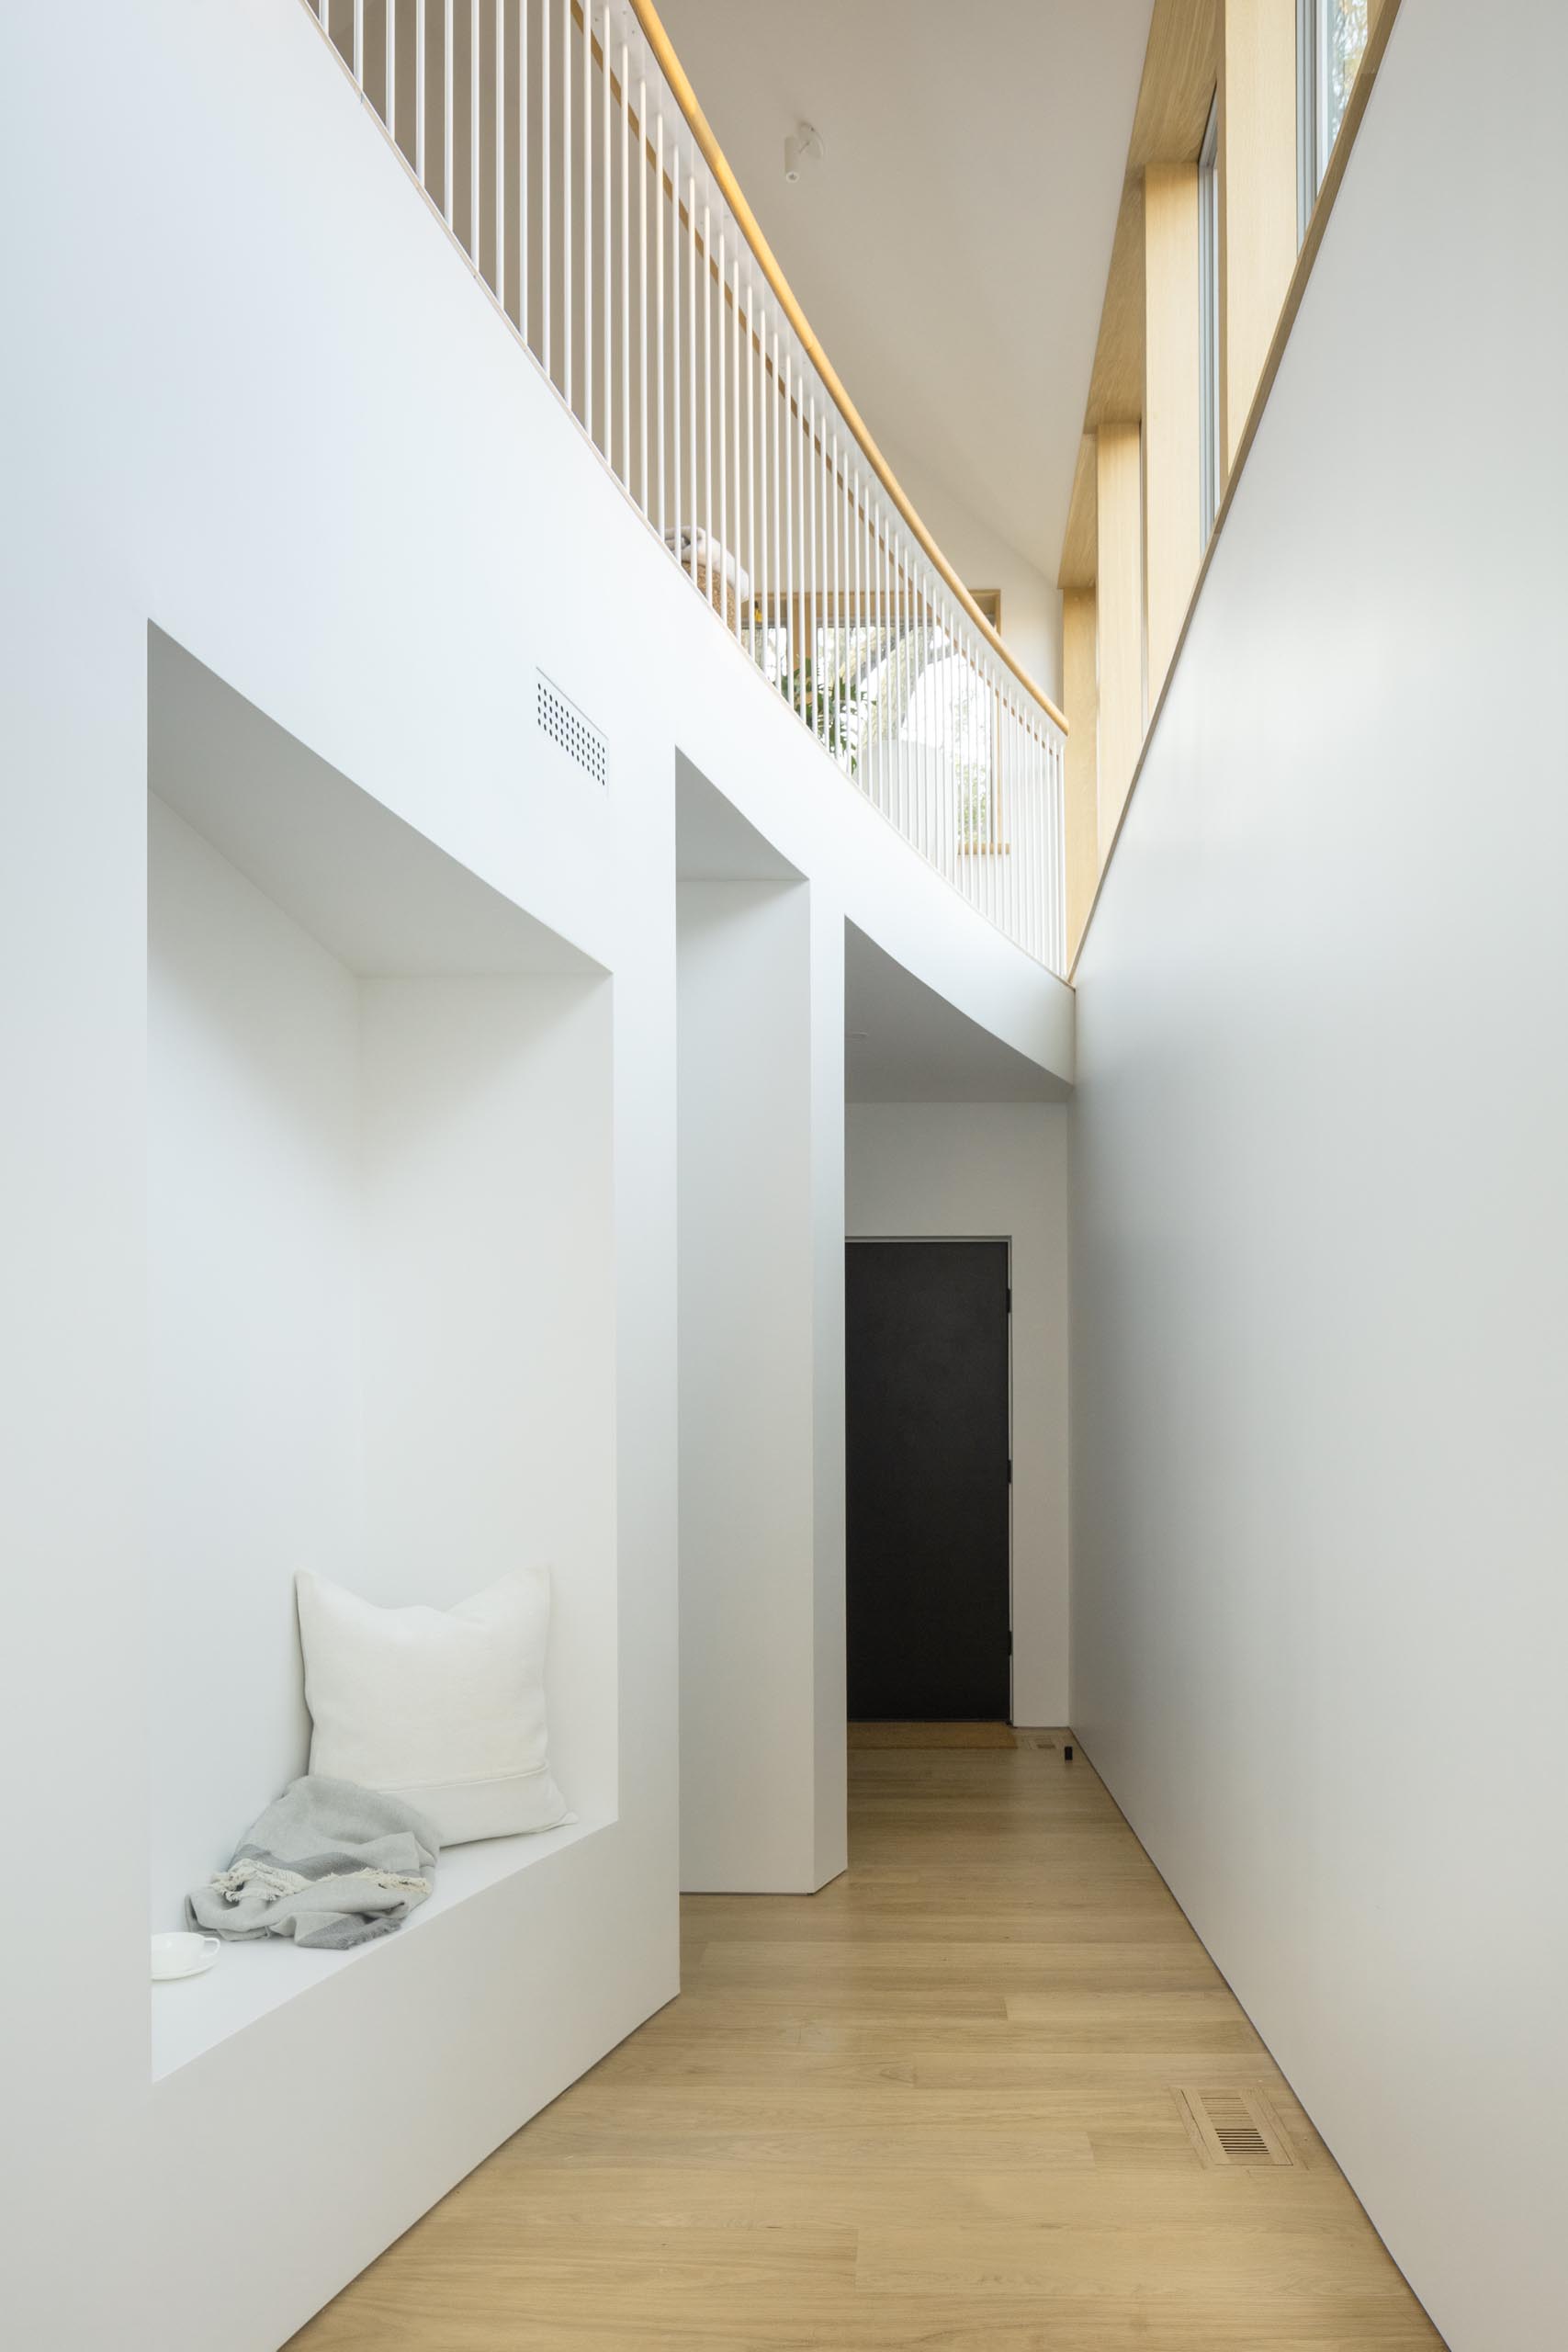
[675,751,804,882]
[671,761,1068,1100]
[657,0,1152,582]
[846,927,1070,1104]
[150,631,598,975]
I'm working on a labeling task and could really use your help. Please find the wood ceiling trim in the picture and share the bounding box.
[1129,0,1224,174]
[1058,435,1100,593]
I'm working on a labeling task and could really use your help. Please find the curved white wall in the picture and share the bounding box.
[678,877,819,1891]
[1069,5,1568,2346]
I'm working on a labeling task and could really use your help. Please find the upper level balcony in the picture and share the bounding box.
[299,0,1071,974]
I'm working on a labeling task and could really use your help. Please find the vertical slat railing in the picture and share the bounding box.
[298,0,1066,972]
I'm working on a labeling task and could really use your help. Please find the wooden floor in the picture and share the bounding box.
[290,1735,1446,2350]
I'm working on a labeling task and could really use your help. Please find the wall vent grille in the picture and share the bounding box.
[536,672,606,787]
[1175,2087,1296,2169]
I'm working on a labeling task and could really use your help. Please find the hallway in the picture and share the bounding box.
[290,1736,1445,2348]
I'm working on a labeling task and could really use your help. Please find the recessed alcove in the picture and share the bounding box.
[148,632,616,2080]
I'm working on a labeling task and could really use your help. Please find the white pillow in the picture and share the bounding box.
[295,1567,570,1845]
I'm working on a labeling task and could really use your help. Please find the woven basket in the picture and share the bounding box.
[694,557,739,635]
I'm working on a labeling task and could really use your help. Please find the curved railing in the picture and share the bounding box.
[300,0,1068,971]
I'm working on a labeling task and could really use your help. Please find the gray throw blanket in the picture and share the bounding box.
[187,1776,441,1951]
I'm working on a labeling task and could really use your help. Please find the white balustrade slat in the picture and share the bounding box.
[468,0,479,266]
[682,168,691,585]
[1020,714,1030,951]
[852,469,862,787]
[1037,726,1048,962]
[881,507,890,817]
[669,132,679,556]
[415,0,426,191]
[893,534,907,828]
[716,230,728,628]
[770,327,782,691]
[541,0,551,368]
[828,432,837,759]
[1034,723,1046,961]
[493,0,502,306]
[793,373,803,718]
[581,0,592,430]
[745,269,756,661]
[874,505,885,812]
[938,587,949,882]
[807,390,818,742]
[702,201,714,612]
[730,244,742,643]
[655,112,665,535]
[884,520,893,817]
[921,565,931,855]
[922,566,931,858]
[602,6,612,466]
[807,390,819,744]
[622,38,632,488]
[561,0,571,408]
[829,435,838,759]
[783,351,795,712]
[444,3,455,227]
[895,537,904,823]
[526,0,533,343]
[801,366,811,719]
[836,437,846,763]
[823,433,831,746]
[798,370,808,722]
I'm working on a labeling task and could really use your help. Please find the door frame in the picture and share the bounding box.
[844,1235,1015,1722]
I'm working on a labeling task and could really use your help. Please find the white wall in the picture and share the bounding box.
[148,794,619,1933]
[678,879,825,1891]
[846,1102,1070,1725]
[0,1,1068,2340]
[807,898,848,1878]
[149,796,361,1931]
[359,973,617,1829]
[1069,5,1568,2347]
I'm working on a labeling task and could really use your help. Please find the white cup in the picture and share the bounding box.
[150,1931,220,1982]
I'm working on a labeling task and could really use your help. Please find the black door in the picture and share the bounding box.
[845,1239,1010,1720]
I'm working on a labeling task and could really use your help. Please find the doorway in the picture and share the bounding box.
[844,1238,1011,1720]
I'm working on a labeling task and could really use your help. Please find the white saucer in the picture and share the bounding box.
[151,1931,220,1982]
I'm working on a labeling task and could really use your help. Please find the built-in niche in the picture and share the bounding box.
[147,631,616,2076]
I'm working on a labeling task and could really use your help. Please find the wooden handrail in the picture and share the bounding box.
[623,0,1068,736]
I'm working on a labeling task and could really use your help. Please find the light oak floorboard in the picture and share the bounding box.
[288,1742,1446,2350]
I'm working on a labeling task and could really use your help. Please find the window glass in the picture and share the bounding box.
[1301,0,1370,232]
[1323,0,1370,155]
[1198,96,1221,543]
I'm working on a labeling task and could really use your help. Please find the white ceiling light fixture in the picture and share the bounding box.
[784,121,824,185]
